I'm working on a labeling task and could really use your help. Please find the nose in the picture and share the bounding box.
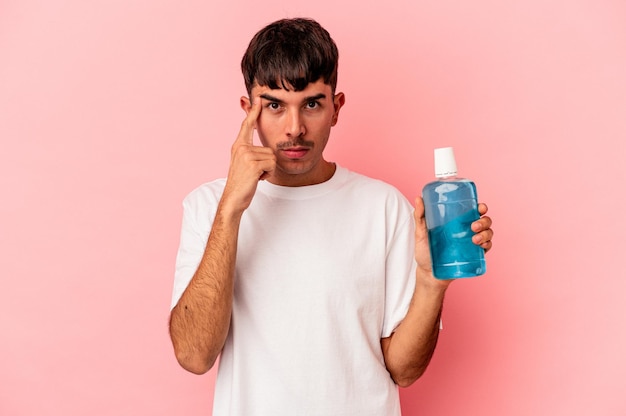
[285,108,306,138]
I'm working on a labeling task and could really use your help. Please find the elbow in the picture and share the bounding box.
[386,361,429,388]
[170,330,218,375]
[169,310,220,375]
[382,341,435,388]
[173,348,217,375]
[391,370,424,388]
[180,361,212,376]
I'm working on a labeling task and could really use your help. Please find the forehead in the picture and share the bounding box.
[251,79,332,101]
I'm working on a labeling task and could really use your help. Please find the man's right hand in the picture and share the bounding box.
[171,98,273,374]
[222,96,276,213]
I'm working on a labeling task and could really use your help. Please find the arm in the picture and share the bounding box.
[169,96,275,374]
[381,198,493,387]
[169,202,242,375]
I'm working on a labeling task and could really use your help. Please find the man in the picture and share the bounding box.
[169,18,493,415]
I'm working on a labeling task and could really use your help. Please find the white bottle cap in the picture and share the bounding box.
[434,147,457,178]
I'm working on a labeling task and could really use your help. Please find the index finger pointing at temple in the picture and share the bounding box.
[237,95,262,145]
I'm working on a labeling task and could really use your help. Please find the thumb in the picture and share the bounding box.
[414,196,426,225]
[414,196,435,273]
[414,196,428,243]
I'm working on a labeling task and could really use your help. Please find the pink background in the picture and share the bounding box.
[1,0,625,415]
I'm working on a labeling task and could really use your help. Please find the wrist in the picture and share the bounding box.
[415,267,452,293]
[218,190,248,217]
[215,198,246,229]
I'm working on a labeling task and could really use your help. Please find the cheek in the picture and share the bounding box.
[324,109,338,127]
[256,117,276,144]
[308,111,334,130]
[256,131,271,148]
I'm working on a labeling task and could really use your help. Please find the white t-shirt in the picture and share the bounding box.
[171,165,417,416]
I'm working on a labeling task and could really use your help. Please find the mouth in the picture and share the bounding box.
[280,147,310,159]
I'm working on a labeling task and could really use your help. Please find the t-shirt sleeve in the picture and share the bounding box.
[381,201,418,338]
[170,186,218,310]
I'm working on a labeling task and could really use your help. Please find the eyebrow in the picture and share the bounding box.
[259,92,327,105]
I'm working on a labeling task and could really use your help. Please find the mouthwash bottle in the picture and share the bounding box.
[422,147,486,279]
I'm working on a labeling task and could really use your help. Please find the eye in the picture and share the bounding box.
[267,102,281,110]
[306,101,319,109]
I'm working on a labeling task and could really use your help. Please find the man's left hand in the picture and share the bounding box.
[413,197,494,278]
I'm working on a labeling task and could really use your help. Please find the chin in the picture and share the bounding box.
[278,164,313,176]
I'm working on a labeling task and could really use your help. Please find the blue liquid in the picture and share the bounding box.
[422,179,486,279]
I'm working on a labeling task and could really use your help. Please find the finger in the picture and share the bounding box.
[413,196,425,223]
[241,147,275,167]
[479,240,493,252]
[478,202,488,216]
[259,162,275,181]
[236,95,262,145]
[471,215,492,233]
[230,138,273,162]
[413,196,436,273]
[472,228,494,246]
[413,196,428,240]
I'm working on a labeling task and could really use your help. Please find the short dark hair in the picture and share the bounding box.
[241,18,339,95]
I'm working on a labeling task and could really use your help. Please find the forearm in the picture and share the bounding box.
[381,269,449,387]
[169,201,242,375]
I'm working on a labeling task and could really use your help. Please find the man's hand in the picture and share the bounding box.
[222,96,276,213]
[413,198,494,281]
[383,193,495,387]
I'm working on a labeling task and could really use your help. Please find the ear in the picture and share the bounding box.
[331,92,345,126]
[240,96,252,114]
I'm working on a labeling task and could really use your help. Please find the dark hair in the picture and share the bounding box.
[241,18,339,95]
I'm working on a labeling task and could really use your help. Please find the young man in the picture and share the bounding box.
[169,18,493,415]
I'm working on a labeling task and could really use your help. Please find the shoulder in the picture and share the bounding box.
[181,178,227,214]
[338,166,413,210]
[342,168,401,192]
